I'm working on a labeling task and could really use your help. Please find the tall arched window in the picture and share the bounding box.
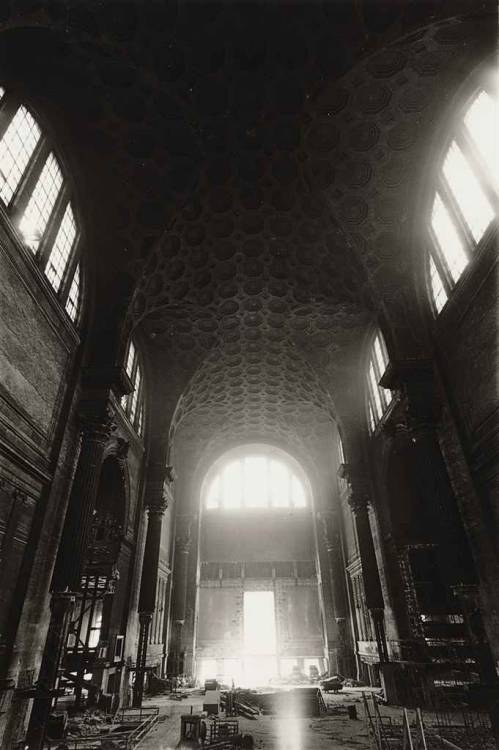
[120,339,145,437]
[0,87,81,323]
[428,87,498,314]
[366,330,392,432]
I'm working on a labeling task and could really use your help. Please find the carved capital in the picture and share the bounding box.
[343,467,372,515]
[78,399,115,443]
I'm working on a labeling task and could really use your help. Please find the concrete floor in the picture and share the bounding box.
[139,687,376,749]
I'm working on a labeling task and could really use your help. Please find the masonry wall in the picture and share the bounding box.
[432,238,499,658]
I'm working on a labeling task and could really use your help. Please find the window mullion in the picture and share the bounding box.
[427,239,454,295]
[10,139,50,219]
[37,188,69,270]
[436,177,475,257]
[438,178,475,253]
[58,238,80,305]
[134,376,144,430]
[371,352,386,411]
[456,129,499,214]
[0,97,20,142]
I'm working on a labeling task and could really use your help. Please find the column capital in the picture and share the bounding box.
[145,463,176,513]
[78,398,116,443]
[341,465,372,515]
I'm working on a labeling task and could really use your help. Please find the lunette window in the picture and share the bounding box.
[366,330,392,432]
[0,89,82,324]
[206,454,307,510]
[428,87,498,314]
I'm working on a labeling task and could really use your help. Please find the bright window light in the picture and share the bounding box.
[244,456,267,508]
[206,475,220,509]
[205,453,308,510]
[0,87,4,101]
[125,340,136,377]
[224,461,243,509]
[45,202,76,292]
[431,193,469,283]
[270,459,289,508]
[442,141,494,243]
[244,591,276,655]
[0,106,41,205]
[20,152,63,251]
[65,263,80,322]
[368,403,375,433]
[464,90,499,189]
[291,475,306,507]
[338,437,345,464]
[429,254,448,313]
[368,363,383,421]
[129,369,142,422]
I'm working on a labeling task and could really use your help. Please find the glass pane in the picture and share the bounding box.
[206,476,220,509]
[0,87,5,102]
[442,141,494,243]
[19,152,63,251]
[338,437,345,464]
[45,202,77,292]
[223,460,243,509]
[130,369,141,422]
[429,254,448,314]
[368,402,376,433]
[244,456,267,507]
[368,362,383,421]
[431,193,469,283]
[125,341,136,377]
[269,459,289,507]
[0,106,41,205]
[65,264,80,322]
[137,403,144,437]
[291,475,306,507]
[373,334,387,378]
[464,90,499,189]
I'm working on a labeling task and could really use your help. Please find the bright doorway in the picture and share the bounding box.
[243,591,278,685]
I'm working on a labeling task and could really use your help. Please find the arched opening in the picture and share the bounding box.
[193,444,327,688]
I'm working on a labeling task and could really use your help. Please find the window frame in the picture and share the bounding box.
[426,82,498,317]
[120,338,146,439]
[0,88,83,327]
[204,452,308,512]
[366,329,392,434]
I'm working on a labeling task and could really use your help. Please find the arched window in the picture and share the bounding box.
[428,87,498,314]
[120,339,145,437]
[205,449,307,511]
[0,88,82,323]
[366,330,392,432]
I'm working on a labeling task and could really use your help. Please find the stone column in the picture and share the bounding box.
[133,465,174,707]
[170,517,193,677]
[346,482,388,664]
[27,401,114,749]
[321,512,353,675]
[53,402,115,592]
